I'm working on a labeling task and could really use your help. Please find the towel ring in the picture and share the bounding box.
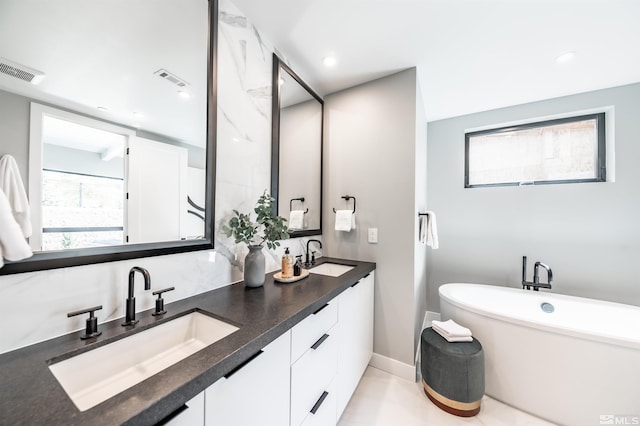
[290,197,308,214]
[332,195,356,213]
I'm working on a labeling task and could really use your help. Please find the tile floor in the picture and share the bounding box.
[338,367,557,426]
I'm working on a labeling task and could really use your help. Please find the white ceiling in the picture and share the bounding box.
[231,0,640,122]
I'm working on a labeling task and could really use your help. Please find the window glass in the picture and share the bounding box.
[41,170,124,250]
[465,113,605,187]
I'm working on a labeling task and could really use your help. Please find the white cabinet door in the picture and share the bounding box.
[336,272,375,418]
[163,391,205,426]
[204,330,291,426]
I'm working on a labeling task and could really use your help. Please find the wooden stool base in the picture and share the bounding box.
[422,380,481,417]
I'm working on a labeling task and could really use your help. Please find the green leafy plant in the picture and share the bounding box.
[222,191,289,250]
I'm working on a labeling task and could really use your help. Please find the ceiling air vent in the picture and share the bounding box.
[0,57,45,84]
[154,68,189,88]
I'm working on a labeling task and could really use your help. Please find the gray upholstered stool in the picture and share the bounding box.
[420,326,484,417]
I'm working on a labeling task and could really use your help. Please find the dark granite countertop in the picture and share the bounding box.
[0,257,375,426]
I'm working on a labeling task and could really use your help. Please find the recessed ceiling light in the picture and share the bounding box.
[556,51,576,64]
[322,56,337,67]
[133,112,144,119]
[97,106,108,111]
[178,90,191,99]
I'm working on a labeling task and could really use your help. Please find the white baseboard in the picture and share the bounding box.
[369,353,415,382]
[368,311,441,382]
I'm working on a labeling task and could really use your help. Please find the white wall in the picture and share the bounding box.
[426,82,640,312]
[0,0,319,354]
[324,68,426,366]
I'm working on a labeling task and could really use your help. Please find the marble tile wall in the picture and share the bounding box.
[0,0,321,355]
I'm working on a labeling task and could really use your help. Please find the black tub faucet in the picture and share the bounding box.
[522,256,552,291]
[305,239,322,266]
[533,262,553,290]
[122,266,151,326]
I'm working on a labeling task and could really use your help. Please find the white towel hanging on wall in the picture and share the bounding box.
[0,154,32,238]
[335,210,356,232]
[0,189,33,268]
[289,210,305,230]
[418,211,439,249]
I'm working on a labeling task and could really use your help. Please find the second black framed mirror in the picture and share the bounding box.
[271,54,323,238]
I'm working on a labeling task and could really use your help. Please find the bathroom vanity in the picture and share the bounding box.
[0,257,375,425]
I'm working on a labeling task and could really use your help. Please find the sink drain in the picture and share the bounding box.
[540,302,555,313]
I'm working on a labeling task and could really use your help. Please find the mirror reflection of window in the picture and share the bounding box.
[40,115,126,251]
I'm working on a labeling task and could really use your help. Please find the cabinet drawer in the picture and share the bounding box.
[291,298,338,363]
[291,326,337,426]
[205,331,291,426]
[300,380,336,426]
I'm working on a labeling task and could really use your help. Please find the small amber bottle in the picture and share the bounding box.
[281,247,294,278]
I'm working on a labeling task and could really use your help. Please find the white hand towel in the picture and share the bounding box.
[425,211,439,249]
[432,319,472,338]
[289,210,305,230]
[418,214,428,244]
[0,154,32,238]
[0,189,33,267]
[335,210,355,232]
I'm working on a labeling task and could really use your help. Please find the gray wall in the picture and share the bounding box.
[324,68,426,366]
[0,89,30,185]
[413,76,428,350]
[278,99,322,229]
[426,82,640,312]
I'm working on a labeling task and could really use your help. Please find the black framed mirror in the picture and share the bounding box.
[0,0,217,275]
[271,54,323,238]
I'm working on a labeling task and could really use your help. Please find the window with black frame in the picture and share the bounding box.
[465,113,606,188]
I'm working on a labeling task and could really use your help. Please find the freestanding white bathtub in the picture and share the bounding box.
[439,283,640,426]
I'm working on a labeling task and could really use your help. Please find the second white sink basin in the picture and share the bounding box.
[49,311,238,411]
[309,263,355,277]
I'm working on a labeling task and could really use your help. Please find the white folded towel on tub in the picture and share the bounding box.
[0,189,33,268]
[335,210,356,232]
[289,210,305,230]
[432,319,472,342]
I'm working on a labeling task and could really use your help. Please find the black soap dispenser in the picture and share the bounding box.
[294,255,303,276]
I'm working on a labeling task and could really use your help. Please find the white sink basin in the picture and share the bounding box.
[49,312,238,411]
[309,263,355,277]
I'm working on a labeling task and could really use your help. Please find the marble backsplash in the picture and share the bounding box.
[0,0,321,355]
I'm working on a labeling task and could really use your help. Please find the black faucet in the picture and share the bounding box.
[522,256,552,291]
[305,239,322,266]
[122,266,151,326]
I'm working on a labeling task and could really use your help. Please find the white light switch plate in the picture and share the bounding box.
[368,228,378,244]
